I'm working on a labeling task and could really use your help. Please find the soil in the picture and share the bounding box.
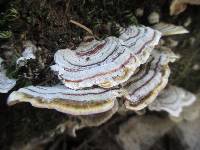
[0,0,200,150]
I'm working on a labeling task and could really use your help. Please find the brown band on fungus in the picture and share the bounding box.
[7,91,116,115]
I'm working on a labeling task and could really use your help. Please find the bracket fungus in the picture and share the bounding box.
[119,26,161,65]
[153,22,189,36]
[0,58,16,93]
[123,48,178,111]
[149,85,196,117]
[7,25,178,118]
[51,37,141,89]
[7,85,122,115]
[51,26,161,89]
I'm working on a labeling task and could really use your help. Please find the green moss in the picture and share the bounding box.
[4,8,19,21]
[0,31,12,39]
[5,54,19,79]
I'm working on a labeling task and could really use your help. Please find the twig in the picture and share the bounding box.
[65,0,71,14]
[69,19,94,35]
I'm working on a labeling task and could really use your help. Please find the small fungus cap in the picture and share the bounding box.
[153,22,189,36]
[149,85,196,117]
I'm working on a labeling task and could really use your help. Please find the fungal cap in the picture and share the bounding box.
[51,26,162,90]
[51,37,141,89]
[123,48,177,111]
[153,22,189,36]
[149,85,196,117]
[7,85,122,115]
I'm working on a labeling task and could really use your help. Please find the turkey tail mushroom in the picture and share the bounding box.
[149,85,196,117]
[51,26,161,90]
[7,85,122,115]
[123,48,178,111]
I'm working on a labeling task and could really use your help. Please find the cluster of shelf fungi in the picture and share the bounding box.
[0,23,196,129]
